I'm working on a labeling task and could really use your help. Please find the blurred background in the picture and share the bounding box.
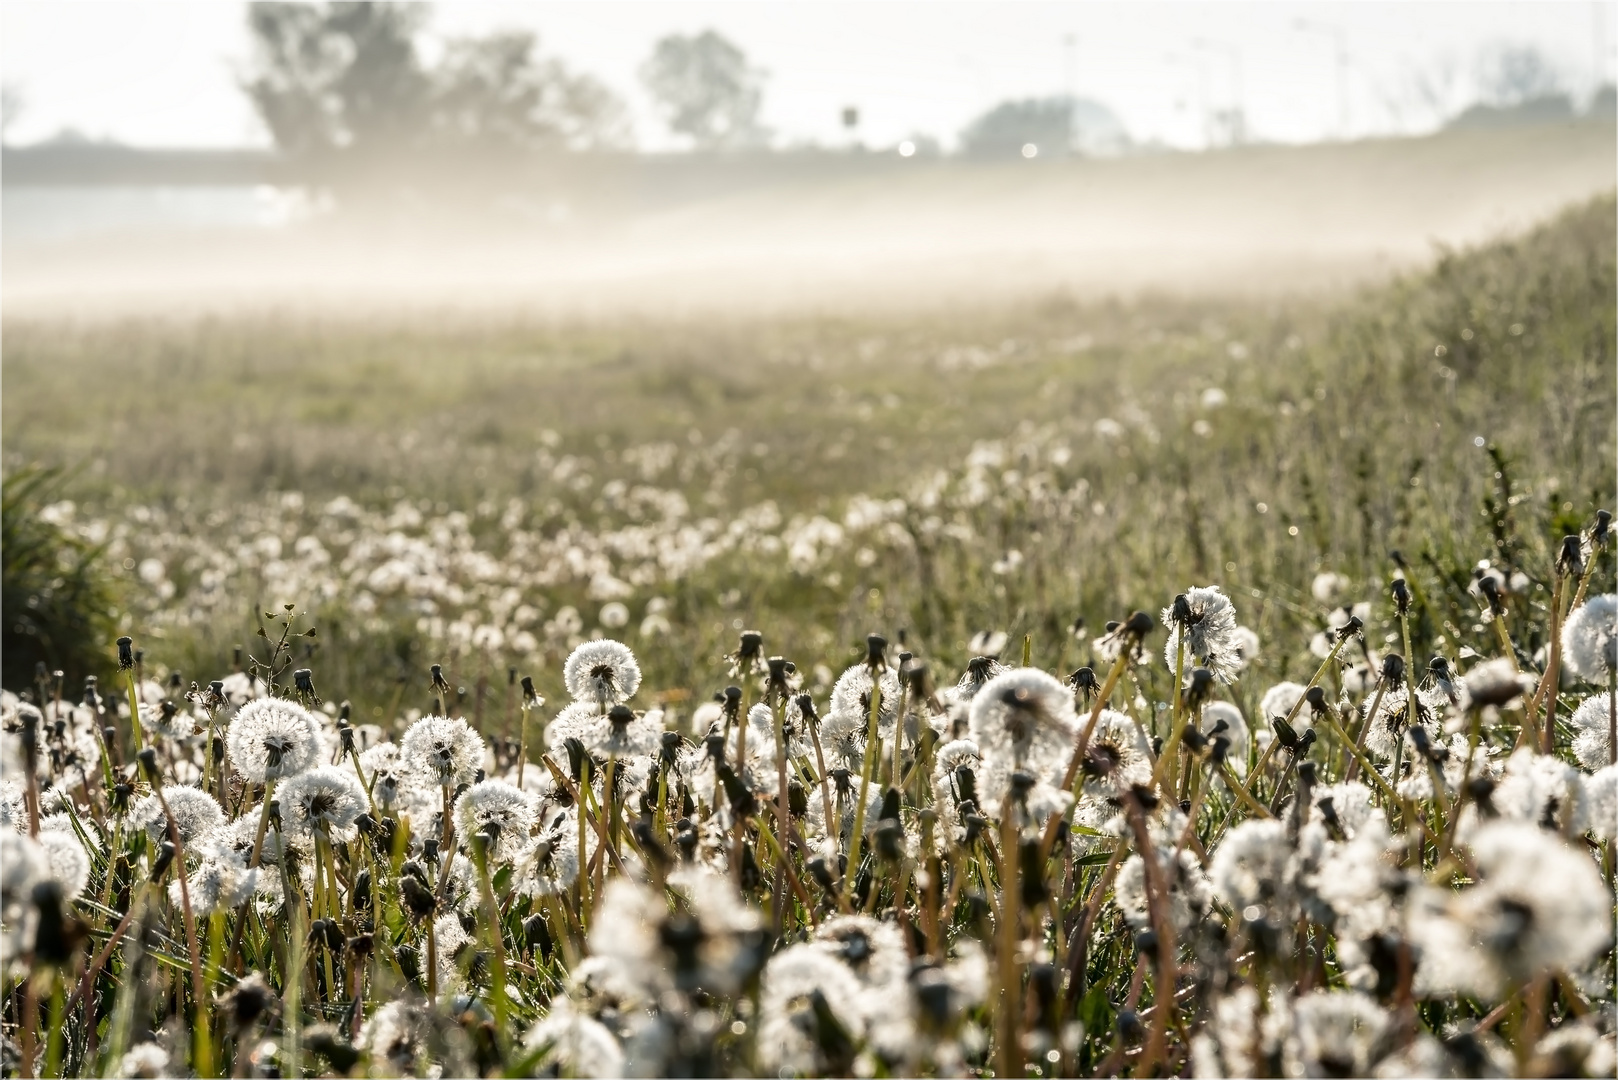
[3,0,1615,315]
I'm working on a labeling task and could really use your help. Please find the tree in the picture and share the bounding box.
[243,2,628,163]
[432,30,628,151]
[244,2,432,158]
[639,31,767,149]
[958,97,1073,159]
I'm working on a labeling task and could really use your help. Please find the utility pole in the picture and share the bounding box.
[1295,19,1349,139]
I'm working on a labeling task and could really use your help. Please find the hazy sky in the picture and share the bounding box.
[3,1,1613,151]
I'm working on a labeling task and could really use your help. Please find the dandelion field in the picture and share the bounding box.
[0,195,1615,1078]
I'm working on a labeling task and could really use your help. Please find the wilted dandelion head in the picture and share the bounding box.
[135,785,224,846]
[226,698,324,784]
[278,765,368,840]
[1162,586,1242,682]
[454,778,537,863]
[564,639,642,707]
[1562,594,1617,682]
[400,714,486,788]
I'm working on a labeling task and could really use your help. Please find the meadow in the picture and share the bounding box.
[0,194,1614,1077]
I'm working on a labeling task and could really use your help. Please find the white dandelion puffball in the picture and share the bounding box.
[226,698,325,784]
[1562,594,1617,682]
[1569,695,1612,771]
[400,714,487,788]
[453,778,538,862]
[1163,585,1243,682]
[277,765,368,840]
[563,640,642,707]
[134,786,225,846]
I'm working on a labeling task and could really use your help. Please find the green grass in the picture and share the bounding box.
[2,196,1613,713]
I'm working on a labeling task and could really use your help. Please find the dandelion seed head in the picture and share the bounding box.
[1201,701,1249,771]
[114,1043,169,1079]
[1569,695,1612,771]
[1415,820,1611,996]
[1578,764,1617,841]
[1210,818,1294,915]
[226,698,324,783]
[454,778,537,863]
[523,999,626,1079]
[37,827,90,900]
[1291,990,1388,1079]
[1562,595,1617,682]
[515,811,585,897]
[135,785,224,845]
[759,943,869,1076]
[400,714,486,788]
[277,765,367,841]
[564,639,642,707]
[1162,585,1243,682]
[830,664,902,738]
[1259,681,1308,727]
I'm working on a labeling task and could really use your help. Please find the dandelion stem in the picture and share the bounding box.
[846,676,884,907]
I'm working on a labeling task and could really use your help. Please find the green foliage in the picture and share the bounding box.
[1,465,117,688]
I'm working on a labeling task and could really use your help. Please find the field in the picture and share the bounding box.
[0,188,1614,1078]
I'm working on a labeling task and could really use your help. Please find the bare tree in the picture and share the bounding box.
[639,30,768,149]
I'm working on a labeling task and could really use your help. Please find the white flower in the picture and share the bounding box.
[1569,695,1612,771]
[759,943,869,1076]
[36,827,90,901]
[829,664,903,739]
[563,640,642,707]
[453,778,536,862]
[400,714,486,788]
[1561,594,1617,681]
[1162,585,1242,682]
[1412,820,1610,997]
[277,765,368,841]
[134,786,224,845]
[1258,681,1308,728]
[524,1000,624,1079]
[1209,818,1295,916]
[226,698,324,783]
[968,668,1078,813]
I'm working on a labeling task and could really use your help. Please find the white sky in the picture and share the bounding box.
[2,1,1613,151]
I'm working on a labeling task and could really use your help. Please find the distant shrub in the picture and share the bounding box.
[1,466,116,688]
